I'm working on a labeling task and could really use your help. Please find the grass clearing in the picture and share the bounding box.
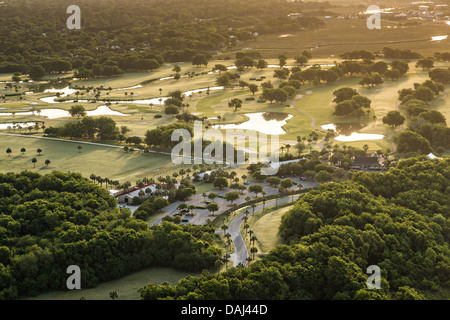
[244,203,294,256]
[23,267,197,300]
[0,134,174,184]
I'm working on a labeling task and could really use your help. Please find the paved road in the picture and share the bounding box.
[224,194,302,267]
[152,178,318,226]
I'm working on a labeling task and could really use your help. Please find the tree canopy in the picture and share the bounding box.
[141,158,450,300]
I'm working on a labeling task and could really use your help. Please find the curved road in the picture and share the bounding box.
[224,193,302,267]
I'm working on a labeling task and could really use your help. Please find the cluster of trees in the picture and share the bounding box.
[433,52,450,62]
[333,58,409,81]
[358,73,383,87]
[44,116,120,140]
[145,123,193,151]
[140,158,449,300]
[288,65,343,85]
[339,50,377,61]
[145,123,244,162]
[382,47,422,59]
[398,80,444,104]
[392,79,449,155]
[332,87,372,118]
[261,87,289,104]
[0,171,222,299]
[0,0,325,79]
[215,71,242,88]
[429,67,450,85]
[275,157,350,182]
[133,196,169,220]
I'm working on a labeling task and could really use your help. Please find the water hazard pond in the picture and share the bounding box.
[321,123,384,141]
[213,112,293,135]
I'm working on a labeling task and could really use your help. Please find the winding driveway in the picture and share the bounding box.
[222,193,303,267]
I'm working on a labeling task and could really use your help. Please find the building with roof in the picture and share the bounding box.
[117,185,157,204]
[350,156,381,169]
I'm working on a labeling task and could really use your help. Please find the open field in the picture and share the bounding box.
[23,267,196,300]
[236,19,450,59]
[0,134,179,184]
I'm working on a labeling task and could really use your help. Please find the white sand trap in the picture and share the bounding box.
[279,34,293,38]
[306,91,313,95]
[295,94,303,100]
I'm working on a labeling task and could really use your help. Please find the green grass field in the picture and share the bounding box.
[0,134,176,184]
[252,205,291,254]
[236,19,449,59]
[243,202,294,257]
[23,267,197,300]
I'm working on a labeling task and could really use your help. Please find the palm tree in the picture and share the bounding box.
[221,224,228,235]
[77,145,82,153]
[20,147,26,155]
[45,159,50,166]
[363,144,369,156]
[222,253,231,269]
[251,235,257,248]
[36,148,42,156]
[243,223,249,237]
[6,148,11,156]
[32,158,37,168]
[225,233,232,251]
[250,247,258,261]
[286,144,291,155]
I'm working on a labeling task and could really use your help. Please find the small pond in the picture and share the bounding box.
[213,112,293,135]
[321,123,384,141]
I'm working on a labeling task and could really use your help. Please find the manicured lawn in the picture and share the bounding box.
[23,267,197,300]
[248,204,293,255]
[0,134,174,184]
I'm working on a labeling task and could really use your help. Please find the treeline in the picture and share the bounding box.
[0,171,221,299]
[140,157,450,300]
[382,47,422,60]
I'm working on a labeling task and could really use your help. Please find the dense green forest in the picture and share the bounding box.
[0,171,221,299]
[140,157,450,300]
[0,0,325,76]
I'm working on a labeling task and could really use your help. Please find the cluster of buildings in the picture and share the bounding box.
[360,2,450,21]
